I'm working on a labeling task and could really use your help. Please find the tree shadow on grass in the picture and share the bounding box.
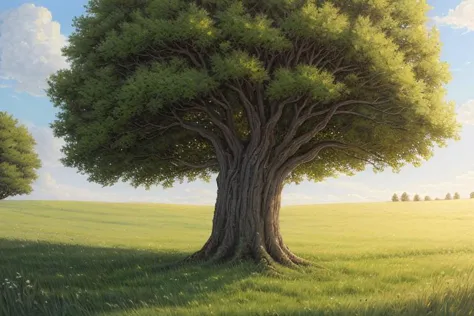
[2,239,474,316]
[0,239,258,316]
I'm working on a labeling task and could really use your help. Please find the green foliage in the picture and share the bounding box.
[0,112,41,200]
[267,65,345,101]
[413,194,421,202]
[391,193,399,202]
[282,2,349,42]
[424,196,432,202]
[119,61,217,114]
[401,192,410,202]
[48,0,459,189]
[454,192,460,200]
[2,200,474,315]
[217,2,292,51]
[445,193,452,201]
[212,51,268,82]
[471,192,474,199]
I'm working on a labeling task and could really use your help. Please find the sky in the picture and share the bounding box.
[1,0,474,205]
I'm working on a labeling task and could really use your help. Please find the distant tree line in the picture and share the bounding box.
[392,191,472,202]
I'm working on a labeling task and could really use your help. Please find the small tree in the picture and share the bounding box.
[413,194,421,202]
[424,196,432,201]
[454,192,460,200]
[401,192,410,202]
[445,193,452,200]
[471,192,474,199]
[0,112,41,200]
[392,193,399,202]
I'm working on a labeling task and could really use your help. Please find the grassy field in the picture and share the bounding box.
[1,200,474,315]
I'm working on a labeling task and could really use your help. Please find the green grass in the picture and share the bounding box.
[1,200,474,315]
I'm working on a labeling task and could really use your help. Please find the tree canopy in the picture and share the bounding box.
[413,194,421,202]
[391,193,399,202]
[0,112,41,200]
[48,0,459,189]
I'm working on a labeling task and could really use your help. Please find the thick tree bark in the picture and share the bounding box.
[188,154,308,266]
[179,84,357,266]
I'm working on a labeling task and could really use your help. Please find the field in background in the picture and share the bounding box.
[1,200,474,315]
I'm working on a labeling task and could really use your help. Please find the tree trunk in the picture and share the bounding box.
[189,155,308,266]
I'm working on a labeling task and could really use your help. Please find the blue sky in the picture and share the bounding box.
[1,0,474,205]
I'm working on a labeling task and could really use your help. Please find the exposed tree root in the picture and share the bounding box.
[185,238,314,270]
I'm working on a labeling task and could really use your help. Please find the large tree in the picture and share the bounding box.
[0,112,41,200]
[48,0,459,265]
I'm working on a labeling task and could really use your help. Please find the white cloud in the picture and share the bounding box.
[458,100,474,126]
[32,127,64,168]
[456,170,474,181]
[282,193,316,205]
[9,123,114,201]
[418,169,474,198]
[347,194,370,202]
[323,177,391,199]
[434,0,474,31]
[0,4,68,96]
[175,188,216,205]
[35,171,120,201]
[22,122,65,167]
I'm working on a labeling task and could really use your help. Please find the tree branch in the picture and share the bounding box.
[334,111,408,131]
[210,91,239,143]
[192,101,243,156]
[272,97,312,153]
[280,140,352,173]
[172,158,218,169]
[299,99,391,139]
[255,83,266,123]
[227,81,262,134]
[275,99,391,160]
[171,109,229,168]
[265,95,305,131]
[167,43,207,69]
[341,151,384,169]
